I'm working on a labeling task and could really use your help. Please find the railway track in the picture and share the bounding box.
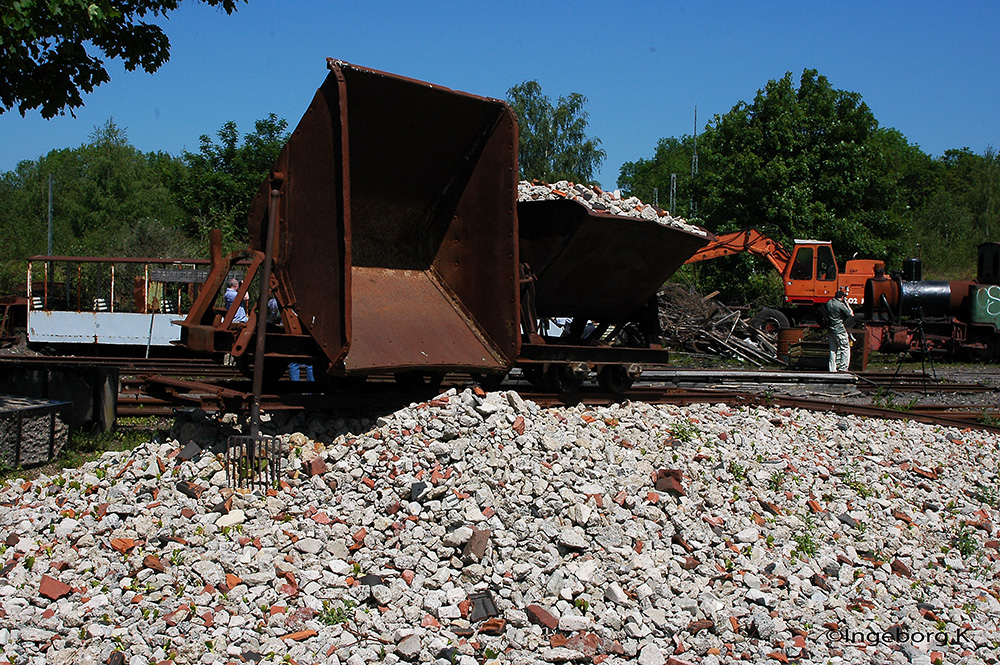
[3,354,996,432]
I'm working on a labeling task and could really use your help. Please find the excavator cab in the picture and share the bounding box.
[783,242,839,305]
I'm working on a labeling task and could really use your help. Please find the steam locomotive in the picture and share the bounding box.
[862,242,1000,361]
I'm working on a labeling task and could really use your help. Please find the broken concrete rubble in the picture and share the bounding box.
[0,388,997,663]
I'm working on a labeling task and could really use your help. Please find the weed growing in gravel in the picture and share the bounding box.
[870,387,918,412]
[670,421,699,443]
[980,411,1000,427]
[791,514,820,560]
[727,461,747,482]
[953,522,979,558]
[839,462,873,498]
[975,483,1000,508]
[768,470,787,492]
[319,599,357,626]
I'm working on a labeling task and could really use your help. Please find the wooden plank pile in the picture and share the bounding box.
[657,284,781,366]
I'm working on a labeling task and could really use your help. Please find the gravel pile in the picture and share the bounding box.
[2,389,999,664]
[518,181,708,237]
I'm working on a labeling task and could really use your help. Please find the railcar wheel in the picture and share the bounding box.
[471,372,506,391]
[545,364,585,394]
[597,364,635,394]
[394,371,445,393]
[522,366,546,387]
[965,337,998,363]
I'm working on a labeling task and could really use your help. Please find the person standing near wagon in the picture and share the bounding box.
[224,278,249,323]
[826,290,854,372]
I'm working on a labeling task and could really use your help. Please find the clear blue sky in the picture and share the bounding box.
[1,1,997,190]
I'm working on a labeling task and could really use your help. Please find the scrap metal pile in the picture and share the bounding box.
[656,283,780,365]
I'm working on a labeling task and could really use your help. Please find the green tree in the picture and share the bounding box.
[1,0,245,118]
[622,69,925,304]
[506,80,606,184]
[910,147,1000,279]
[698,69,909,260]
[172,113,289,247]
[618,136,697,216]
[0,119,194,292]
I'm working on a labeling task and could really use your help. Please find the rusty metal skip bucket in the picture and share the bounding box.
[244,59,522,378]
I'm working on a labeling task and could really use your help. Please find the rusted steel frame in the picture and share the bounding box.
[177,229,260,331]
[226,316,255,358]
[143,375,252,401]
[28,255,212,265]
[518,343,672,365]
[519,264,544,345]
[249,180,282,438]
[220,254,263,329]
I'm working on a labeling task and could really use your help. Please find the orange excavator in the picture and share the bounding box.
[683,228,884,330]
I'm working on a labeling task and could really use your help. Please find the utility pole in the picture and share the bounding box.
[47,174,53,255]
[690,107,698,218]
[669,174,677,216]
[47,174,54,297]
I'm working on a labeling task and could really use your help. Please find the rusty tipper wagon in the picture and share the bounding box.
[177,59,712,393]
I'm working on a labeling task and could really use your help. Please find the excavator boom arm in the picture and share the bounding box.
[683,228,792,275]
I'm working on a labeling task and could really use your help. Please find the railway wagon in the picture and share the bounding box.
[177,59,711,392]
[862,242,1000,362]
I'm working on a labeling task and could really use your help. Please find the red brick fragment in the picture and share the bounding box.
[890,558,912,577]
[280,630,317,641]
[163,608,189,626]
[143,555,166,573]
[300,456,326,477]
[655,469,685,496]
[110,538,135,555]
[525,604,558,630]
[462,528,491,562]
[512,416,525,435]
[759,499,782,516]
[176,481,205,499]
[688,619,714,635]
[39,574,73,601]
[892,509,913,524]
